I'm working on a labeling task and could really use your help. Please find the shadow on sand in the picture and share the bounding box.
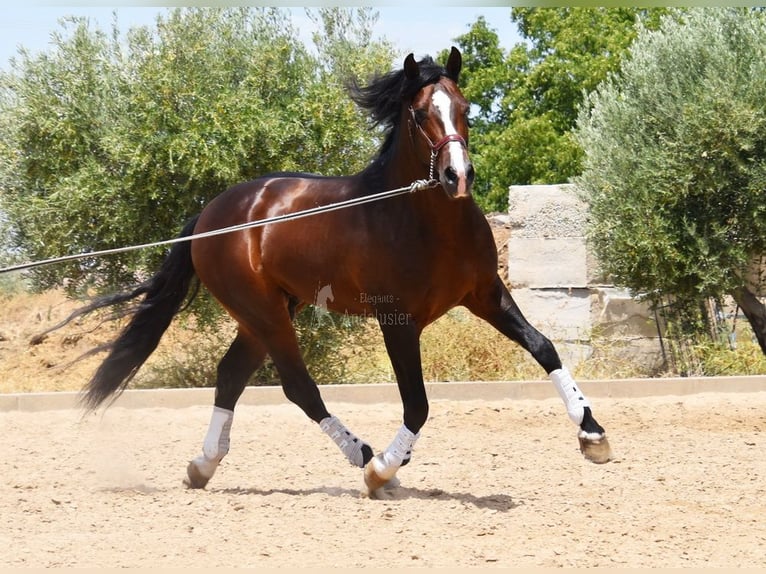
[215,483,520,512]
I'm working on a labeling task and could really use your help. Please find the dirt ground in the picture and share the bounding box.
[2,390,765,568]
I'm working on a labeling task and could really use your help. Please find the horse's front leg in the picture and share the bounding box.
[364,317,425,495]
[464,276,612,464]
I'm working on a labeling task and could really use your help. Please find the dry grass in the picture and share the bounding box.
[2,286,763,395]
[421,308,542,381]
[134,309,547,389]
[0,288,549,394]
[0,288,611,395]
[0,288,120,394]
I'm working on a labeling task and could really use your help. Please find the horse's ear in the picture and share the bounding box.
[446,46,462,81]
[404,53,419,80]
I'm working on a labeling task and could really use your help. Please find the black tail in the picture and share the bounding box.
[76,216,201,411]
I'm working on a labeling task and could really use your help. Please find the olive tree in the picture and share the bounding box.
[0,7,392,292]
[575,8,766,355]
[0,7,396,385]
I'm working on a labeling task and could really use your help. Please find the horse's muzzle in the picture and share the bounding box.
[440,159,475,199]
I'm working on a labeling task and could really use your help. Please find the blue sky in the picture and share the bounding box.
[0,6,522,71]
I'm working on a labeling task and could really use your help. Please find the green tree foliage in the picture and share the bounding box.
[451,8,666,211]
[0,7,393,292]
[575,8,766,355]
[303,8,396,176]
[309,7,394,83]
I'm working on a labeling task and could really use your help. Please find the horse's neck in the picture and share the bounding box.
[367,142,425,191]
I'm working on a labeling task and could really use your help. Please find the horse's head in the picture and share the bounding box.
[404,47,475,200]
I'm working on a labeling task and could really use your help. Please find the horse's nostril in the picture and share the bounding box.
[445,166,458,184]
[466,163,475,184]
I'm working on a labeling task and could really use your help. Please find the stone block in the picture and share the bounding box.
[508,184,587,239]
[505,184,666,372]
[511,287,592,342]
[508,237,587,288]
[591,287,658,339]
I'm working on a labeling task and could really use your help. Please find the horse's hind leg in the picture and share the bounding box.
[185,329,267,489]
[464,277,612,464]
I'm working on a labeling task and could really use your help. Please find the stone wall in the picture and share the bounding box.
[506,184,662,370]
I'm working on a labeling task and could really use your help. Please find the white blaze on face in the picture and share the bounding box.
[431,88,468,177]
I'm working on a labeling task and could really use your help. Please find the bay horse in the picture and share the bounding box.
[75,47,611,495]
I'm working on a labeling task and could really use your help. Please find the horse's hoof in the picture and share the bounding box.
[364,462,390,494]
[365,476,401,500]
[578,432,613,464]
[184,460,211,489]
[364,454,397,495]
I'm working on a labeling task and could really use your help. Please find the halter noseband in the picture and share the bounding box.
[408,106,467,181]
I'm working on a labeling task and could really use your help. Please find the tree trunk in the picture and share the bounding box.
[731,286,766,356]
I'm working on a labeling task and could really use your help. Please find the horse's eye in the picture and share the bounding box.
[413,109,428,125]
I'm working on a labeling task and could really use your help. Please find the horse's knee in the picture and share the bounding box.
[280,381,308,408]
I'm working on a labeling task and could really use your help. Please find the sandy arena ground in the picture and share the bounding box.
[1,390,765,568]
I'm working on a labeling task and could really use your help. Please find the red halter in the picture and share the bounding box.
[408,106,467,182]
[430,133,468,152]
[408,106,467,153]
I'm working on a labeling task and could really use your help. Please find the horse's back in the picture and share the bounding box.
[191,173,368,308]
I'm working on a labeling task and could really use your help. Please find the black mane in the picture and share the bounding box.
[348,55,457,186]
[348,55,452,130]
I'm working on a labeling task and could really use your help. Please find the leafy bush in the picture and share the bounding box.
[0,7,392,297]
[576,8,766,354]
